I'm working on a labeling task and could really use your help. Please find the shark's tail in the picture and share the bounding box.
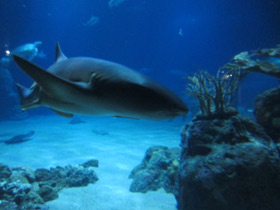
[15,83,41,110]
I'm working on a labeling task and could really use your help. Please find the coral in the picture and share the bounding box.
[186,69,241,118]
[80,159,99,168]
[221,44,280,78]
[0,163,12,179]
[0,160,99,210]
[176,113,280,210]
[254,86,280,143]
[129,146,180,194]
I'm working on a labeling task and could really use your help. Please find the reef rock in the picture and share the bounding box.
[0,163,12,179]
[0,160,98,210]
[176,113,280,210]
[80,159,99,168]
[221,44,280,78]
[255,86,280,143]
[129,146,180,194]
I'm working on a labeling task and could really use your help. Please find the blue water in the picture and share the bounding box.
[0,1,280,209]
[1,0,280,107]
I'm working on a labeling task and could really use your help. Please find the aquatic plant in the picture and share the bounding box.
[187,44,280,118]
[186,69,241,117]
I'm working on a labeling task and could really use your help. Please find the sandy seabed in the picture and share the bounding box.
[0,114,186,210]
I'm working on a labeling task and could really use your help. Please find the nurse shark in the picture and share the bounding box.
[13,43,188,120]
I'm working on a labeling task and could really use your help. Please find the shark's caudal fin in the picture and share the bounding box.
[17,81,74,117]
[55,43,67,62]
[15,83,40,110]
[13,55,82,100]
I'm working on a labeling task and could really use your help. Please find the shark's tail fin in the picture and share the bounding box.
[15,83,40,110]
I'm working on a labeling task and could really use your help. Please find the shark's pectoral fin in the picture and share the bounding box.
[89,73,97,87]
[51,109,74,118]
[72,73,97,89]
[13,55,84,100]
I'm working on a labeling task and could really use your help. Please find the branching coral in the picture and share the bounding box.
[186,69,241,117]
[186,44,280,118]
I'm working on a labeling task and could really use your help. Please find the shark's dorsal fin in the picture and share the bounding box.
[51,109,73,118]
[55,42,67,62]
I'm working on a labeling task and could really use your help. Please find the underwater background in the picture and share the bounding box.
[1,0,280,111]
[0,0,280,210]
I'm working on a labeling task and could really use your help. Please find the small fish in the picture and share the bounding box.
[179,28,183,36]
[246,109,254,113]
[108,0,126,8]
[84,16,100,27]
[69,116,86,124]
[92,129,109,136]
[0,131,35,144]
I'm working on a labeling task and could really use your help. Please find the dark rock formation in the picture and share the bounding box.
[80,159,99,168]
[35,169,53,182]
[176,113,280,210]
[0,160,99,210]
[0,67,27,120]
[0,200,19,210]
[0,163,12,179]
[255,86,280,143]
[37,184,58,202]
[221,45,280,78]
[129,146,180,194]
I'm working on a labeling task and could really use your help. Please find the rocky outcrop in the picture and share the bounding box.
[255,86,280,143]
[0,160,99,210]
[176,113,280,210]
[129,146,180,194]
[221,45,280,78]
